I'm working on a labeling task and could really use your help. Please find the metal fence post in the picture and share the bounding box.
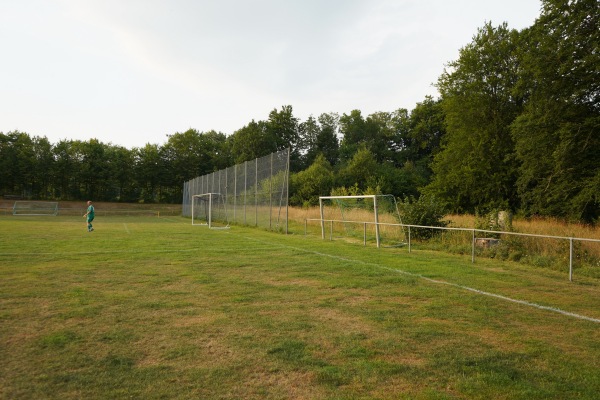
[374,197,380,248]
[472,229,476,263]
[330,220,333,241]
[569,237,573,282]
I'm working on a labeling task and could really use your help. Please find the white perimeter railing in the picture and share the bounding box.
[305,218,600,282]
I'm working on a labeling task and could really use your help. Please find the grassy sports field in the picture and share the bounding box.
[1,214,600,399]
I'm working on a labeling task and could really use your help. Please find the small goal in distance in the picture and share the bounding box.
[191,193,230,229]
[13,201,59,216]
[319,195,405,247]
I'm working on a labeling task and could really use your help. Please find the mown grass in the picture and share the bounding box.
[1,215,600,399]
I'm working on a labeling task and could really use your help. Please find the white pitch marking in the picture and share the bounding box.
[242,236,600,325]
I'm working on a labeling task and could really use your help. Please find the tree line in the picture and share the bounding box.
[1,0,598,222]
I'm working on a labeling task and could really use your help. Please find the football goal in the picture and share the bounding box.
[12,201,59,216]
[191,193,229,229]
[319,195,406,247]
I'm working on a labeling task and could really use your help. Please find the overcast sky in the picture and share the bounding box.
[0,0,541,149]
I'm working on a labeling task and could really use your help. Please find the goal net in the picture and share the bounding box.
[13,201,59,216]
[191,193,229,229]
[319,195,406,247]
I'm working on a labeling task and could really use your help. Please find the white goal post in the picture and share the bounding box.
[319,195,405,248]
[320,195,382,247]
[12,201,59,216]
[191,193,230,229]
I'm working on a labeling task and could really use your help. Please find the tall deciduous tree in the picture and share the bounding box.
[290,154,335,206]
[316,113,340,167]
[105,145,135,202]
[230,120,273,164]
[337,146,382,192]
[0,132,19,195]
[425,22,523,212]
[161,129,230,202]
[512,0,600,221]
[298,113,340,169]
[31,136,54,199]
[266,105,301,171]
[406,96,446,168]
[134,143,164,203]
[51,139,78,199]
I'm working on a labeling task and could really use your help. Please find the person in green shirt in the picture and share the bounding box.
[83,200,95,232]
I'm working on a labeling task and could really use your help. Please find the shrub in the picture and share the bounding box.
[289,154,334,207]
[398,195,448,239]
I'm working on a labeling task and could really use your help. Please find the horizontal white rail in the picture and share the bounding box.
[304,218,600,282]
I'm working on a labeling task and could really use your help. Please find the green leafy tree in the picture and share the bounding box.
[338,110,369,162]
[298,113,340,169]
[104,145,135,202]
[298,115,320,169]
[512,0,600,221]
[50,140,75,199]
[405,96,446,171]
[161,129,230,202]
[289,154,335,207]
[425,22,523,212]
[0,132,19,195]
[203,130,232,171]
[337,146,382,192]
[230,120,273,164]
[76,139,112,200]
[31,136,54,199]
[339,110,381,163]
[163,129,209,184]
[1,132,37,198]
[316,113,340,167]
[266,105,301,171]
[134,143,164,203]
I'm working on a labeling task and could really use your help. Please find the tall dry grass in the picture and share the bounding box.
[445,214,600,239]
[292,207,599,239]
[445,214,600,275]
[289,206,600,277]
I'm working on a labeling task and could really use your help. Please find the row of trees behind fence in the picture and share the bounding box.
[1,0,598,222]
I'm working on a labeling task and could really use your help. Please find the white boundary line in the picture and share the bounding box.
[243,236,600,325]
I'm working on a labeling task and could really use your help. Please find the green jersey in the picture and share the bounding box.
[87,205,95,219]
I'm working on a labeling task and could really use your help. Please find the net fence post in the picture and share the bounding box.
[270,152,273,230]
[286,148,290,234]
[208,193,212,229]
[233,164,237,223]
[244,161,247,225]
[255,158,258,226]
